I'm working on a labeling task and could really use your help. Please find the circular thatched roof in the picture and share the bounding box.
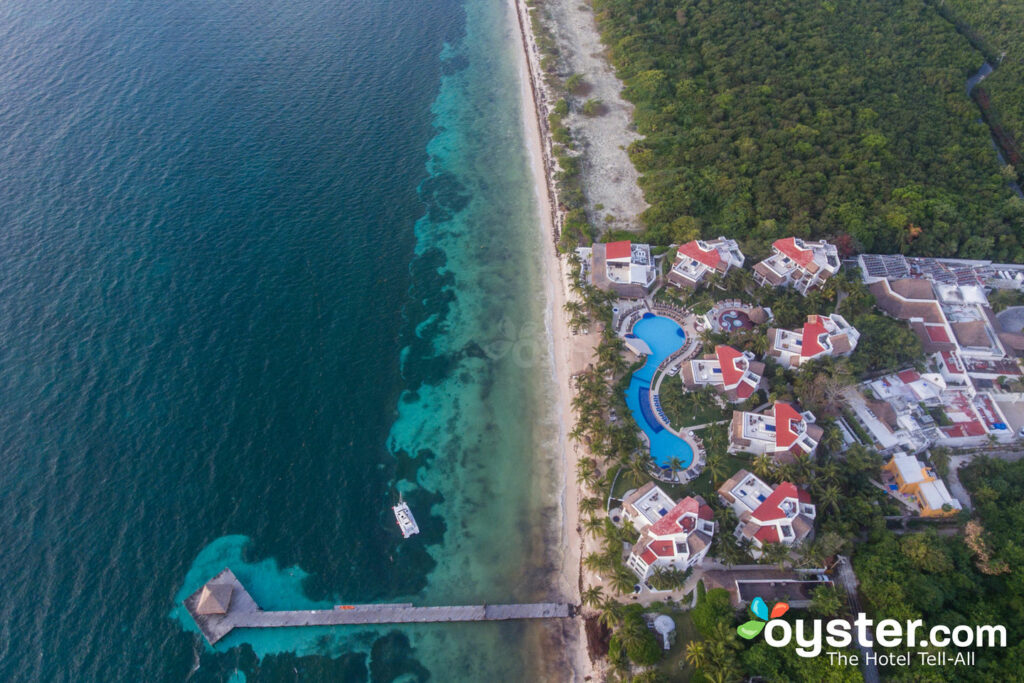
[748,307,770,324]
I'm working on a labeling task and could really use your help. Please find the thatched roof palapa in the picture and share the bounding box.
[196,583,234,615]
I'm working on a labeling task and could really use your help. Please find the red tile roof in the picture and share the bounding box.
[735,381,755,399]
[716,345,745,388]
[698,504,714,521]
[650,540,675,557]
[605,240,632,260]
[941,351,962,375]
[640,548,657,565]
[897,369,921,384]
[800,316,828,357]
[754,525,780,543]
[677,240,721,268]
[773,237,814,267]
[752,481,811,522]
[941,421,986,438]
[926,325,951,343]
[773,402,804,449]
[649,497,699,536]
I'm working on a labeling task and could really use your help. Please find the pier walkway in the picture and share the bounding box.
[185,568,574,645]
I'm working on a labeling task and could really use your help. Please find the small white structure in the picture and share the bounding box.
[653,614,676,650]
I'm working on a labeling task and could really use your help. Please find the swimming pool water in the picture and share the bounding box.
[624,314,695,468]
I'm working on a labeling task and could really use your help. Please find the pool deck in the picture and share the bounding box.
[185,568,574,645]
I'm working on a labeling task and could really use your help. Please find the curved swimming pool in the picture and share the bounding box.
[624,314,695,469]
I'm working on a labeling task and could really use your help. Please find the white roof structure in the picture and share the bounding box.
[918,480,962,512]
[625,483,678,528]
[890,453,928,485]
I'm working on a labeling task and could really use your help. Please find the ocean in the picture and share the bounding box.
[0,0,564,680]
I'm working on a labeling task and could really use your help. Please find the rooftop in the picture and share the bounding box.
[625,482,677,527]
[720,470,774,513]
[751,481,812,523]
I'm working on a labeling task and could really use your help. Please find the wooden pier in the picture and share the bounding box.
[184,568,574,645]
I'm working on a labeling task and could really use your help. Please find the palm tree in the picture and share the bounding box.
[684,641,707,669]
[818,483,842,516]
[581,584,604,609]
[709,621,740,651]
[748,332,769,356]
[669,456,684,476]
[627,454,652,484]
[791,452,813,484]
[583,551,614,574]
[818,424,844,455]
[752,453,774,480]
[582,515,605,538]
[705,452,727,486]
[579,496,603,515]
[704,661,743,683]
[610,567,637,595]
[576,458,598,487]
[760,541,791,569]
[597,599,623,630]
[817,460,840,485]
[563,299,586,317]
[809,585,846,618]
[568,422,587,443]
[615,617,647,651]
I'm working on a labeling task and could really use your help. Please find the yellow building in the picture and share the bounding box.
[883,453,962,517]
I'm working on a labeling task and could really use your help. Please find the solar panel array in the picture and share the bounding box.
[860,254,909,279]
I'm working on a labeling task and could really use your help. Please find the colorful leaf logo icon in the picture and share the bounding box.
[738,619,766,639]
[736,596,790,640]
[750,597,769,620]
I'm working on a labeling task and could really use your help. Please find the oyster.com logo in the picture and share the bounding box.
[737,596,789,640]
[733,594,1006,664]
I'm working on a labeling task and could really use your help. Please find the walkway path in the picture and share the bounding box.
[835,556,880,683]
[186,569,573,645]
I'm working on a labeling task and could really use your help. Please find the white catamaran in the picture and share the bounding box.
[392,497,419,538]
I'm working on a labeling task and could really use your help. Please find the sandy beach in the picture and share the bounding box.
[509,0,599,678]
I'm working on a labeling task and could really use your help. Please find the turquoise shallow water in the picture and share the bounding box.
[625,315,694,468]
[0,0,563,679]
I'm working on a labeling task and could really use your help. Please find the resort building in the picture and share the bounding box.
[622,483,716,580]
[728,402,823,464]
[766,313,860,368]
[858,254,1019,364]
[882,453,963,517]
[752,237,840,296]
[590,240,657,298]
[681,344,764,402]
[844,367,1011,452]
[668,237,745,289]
[718,470,816,555]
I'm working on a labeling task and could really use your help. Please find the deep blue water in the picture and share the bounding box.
[0,0,562,680]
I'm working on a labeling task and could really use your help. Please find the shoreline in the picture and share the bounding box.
[509,0,596,679]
